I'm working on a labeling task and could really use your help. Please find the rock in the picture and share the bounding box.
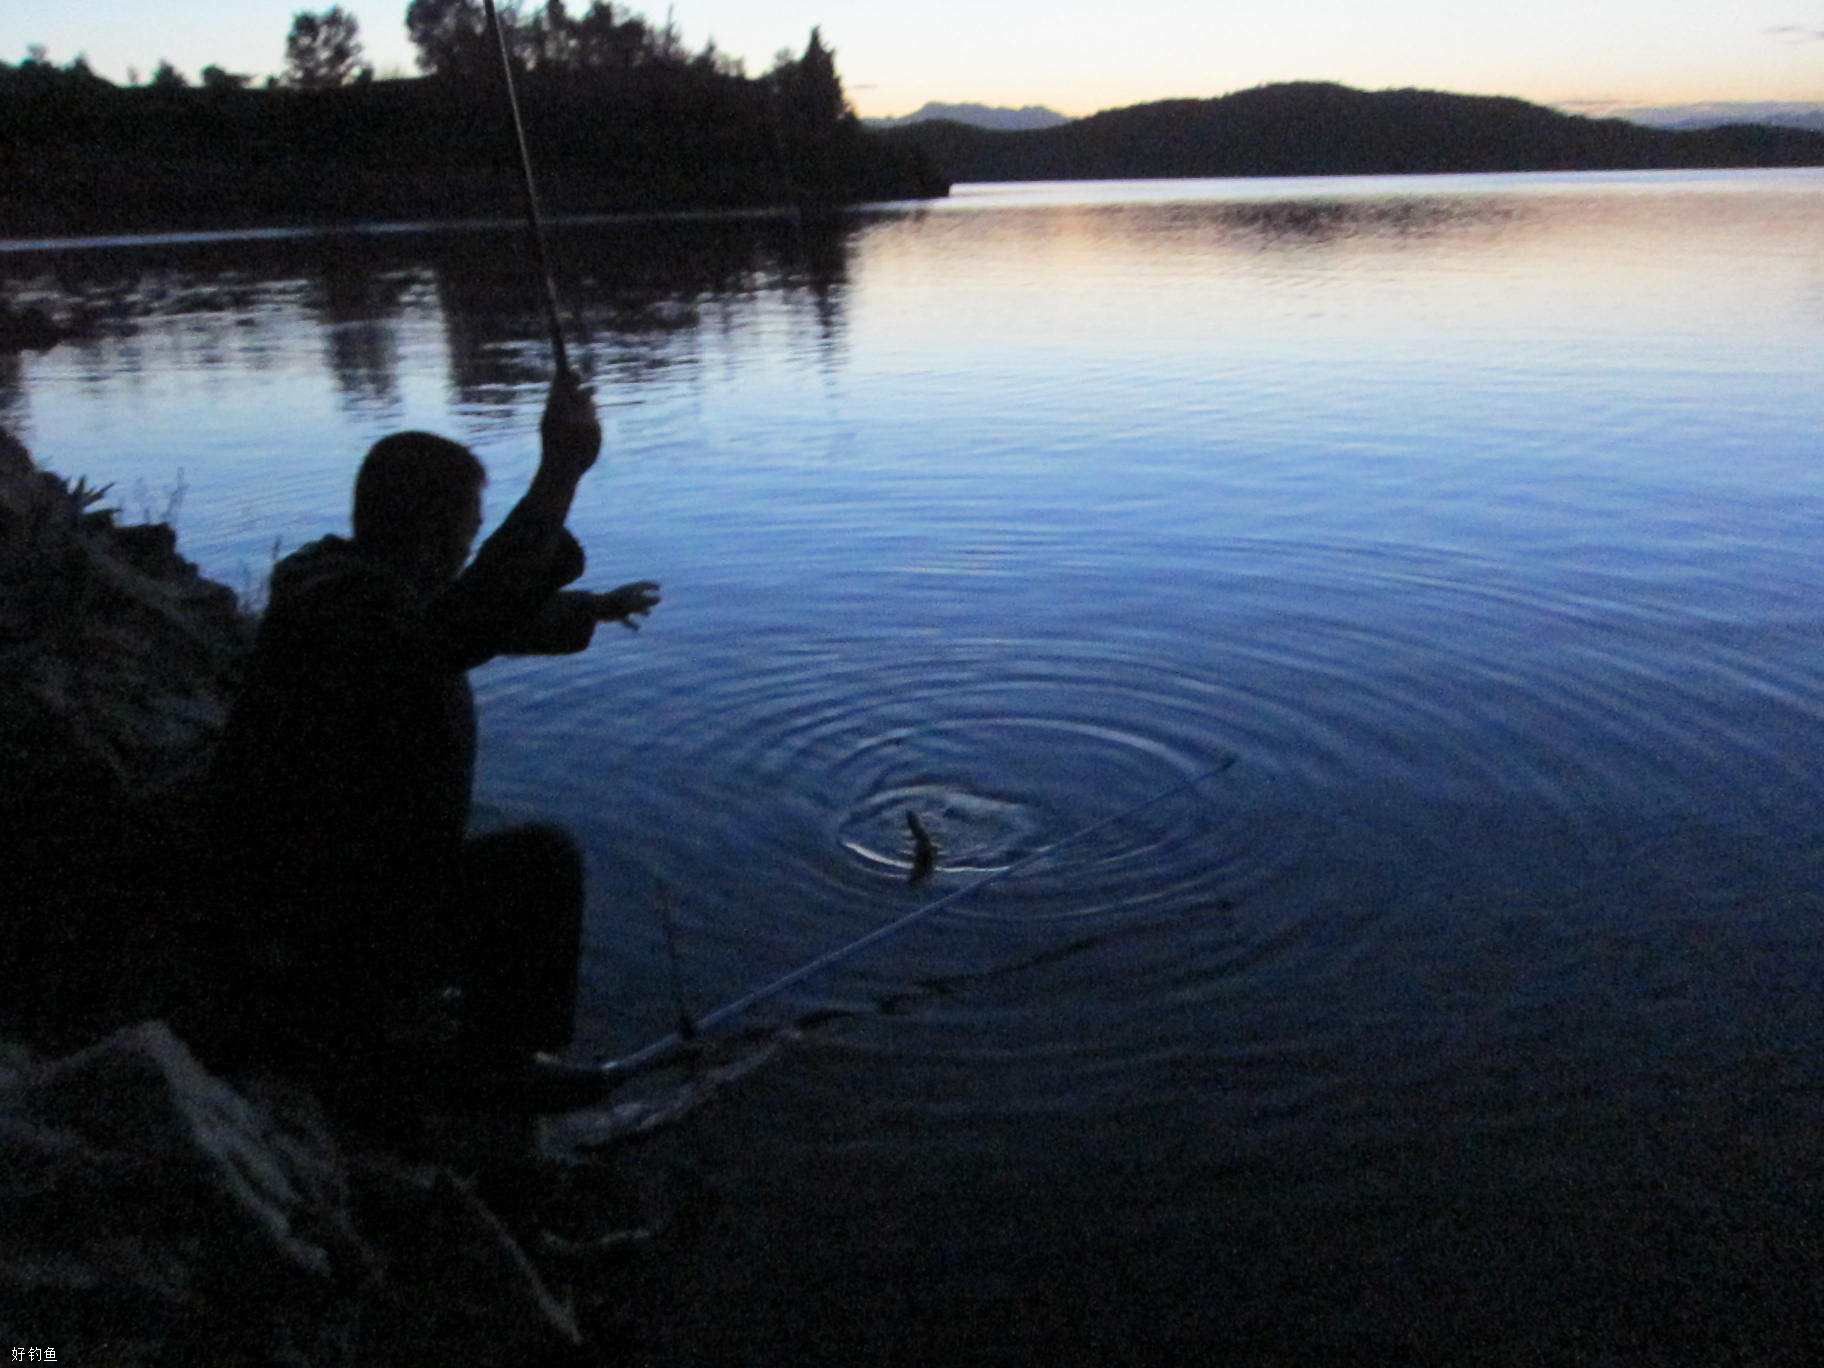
[0,1022,373,1365]
[110,520,182,579]
[347,1156,583,1365]
[0,428,248,807]
[2,431,251,1046]
[0,426,28,478]
[0,302,64,354]
[0,1023,587,1367]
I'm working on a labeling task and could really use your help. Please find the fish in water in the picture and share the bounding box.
[905,810,938,884]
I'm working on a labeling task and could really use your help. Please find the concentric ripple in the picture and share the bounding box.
[837,781,1044,877]
[645,635,1282,930]
[501,525,1824,998]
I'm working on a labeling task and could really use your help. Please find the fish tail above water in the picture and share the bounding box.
[905,810,938,884]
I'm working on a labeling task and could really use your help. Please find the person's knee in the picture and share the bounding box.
[517,822,583,881]
[468,822,584,904]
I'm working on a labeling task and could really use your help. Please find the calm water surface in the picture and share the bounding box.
[6,170,1823,1361]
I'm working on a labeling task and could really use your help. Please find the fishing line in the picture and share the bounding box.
[653,881,699,1041]
[599,754,1239,1084]
[463,38,1226,1091]
[481,0,572,374]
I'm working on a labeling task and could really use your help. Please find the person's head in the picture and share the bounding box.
[351,432,486,584]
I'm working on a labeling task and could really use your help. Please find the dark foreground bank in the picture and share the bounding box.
[0,430,674,1364]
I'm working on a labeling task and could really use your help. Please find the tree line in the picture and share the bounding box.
[0,6,947,236]
[4,3,825,97]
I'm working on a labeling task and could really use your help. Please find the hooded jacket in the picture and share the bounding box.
[207,498,595,946]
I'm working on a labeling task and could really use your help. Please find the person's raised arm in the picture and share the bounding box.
[517,368,602,529]
[433,371,602,661]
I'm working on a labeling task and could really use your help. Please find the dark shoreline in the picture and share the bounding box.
[0,67,949,241]
[0,199,854,258]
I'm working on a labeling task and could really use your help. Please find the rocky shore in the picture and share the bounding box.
[0,303,69,355]
[0,429,659,1364]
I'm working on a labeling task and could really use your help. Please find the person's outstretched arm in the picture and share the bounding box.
[494,578,663,656]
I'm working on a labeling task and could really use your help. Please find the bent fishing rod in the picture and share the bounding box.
[482,0,571,375]
[599,754,1239,1085]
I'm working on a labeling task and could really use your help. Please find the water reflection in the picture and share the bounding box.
[1206,193,1526,243]
[854,187,1534,279]
[1,212,862,424]
[305,240,412,419]
[5,173,1824,1362]
[0,350,22,428]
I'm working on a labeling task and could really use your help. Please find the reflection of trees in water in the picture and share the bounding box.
[0,350,24,430]
[0,242,294,389]
[0,211,859,419]
[1208,195,1529,247]
[3,234,415,419]
[323,316,404,417]
[779,218,850,367]
[305,238,411,419]
[432,213,857,406]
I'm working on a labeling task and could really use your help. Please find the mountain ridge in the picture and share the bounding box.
[1602,101,1824,135]
[879,82,1824,183]
[864,101,1071,131]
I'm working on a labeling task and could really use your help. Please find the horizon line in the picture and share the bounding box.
[859,86,1824,123]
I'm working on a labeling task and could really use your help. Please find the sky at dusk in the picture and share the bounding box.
[3,1,1820,119]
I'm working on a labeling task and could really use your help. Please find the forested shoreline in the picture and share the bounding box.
[0,7,948,239]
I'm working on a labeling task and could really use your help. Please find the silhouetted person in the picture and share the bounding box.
[201,373,658,1097]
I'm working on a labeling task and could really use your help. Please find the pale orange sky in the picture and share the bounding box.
[5,1,1820,118]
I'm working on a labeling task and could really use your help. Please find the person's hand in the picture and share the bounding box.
[589,580,661,630]
[539,368,602,481]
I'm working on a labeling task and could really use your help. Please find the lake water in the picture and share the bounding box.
[6,170,1824,1362]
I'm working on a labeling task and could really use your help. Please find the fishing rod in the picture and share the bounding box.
[481,0,571,375]
[598,753,1239,1085]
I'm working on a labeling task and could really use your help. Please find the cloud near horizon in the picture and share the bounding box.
[1767,23,1824,40]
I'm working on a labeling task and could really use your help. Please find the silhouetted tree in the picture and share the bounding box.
[526,0,580,70]
[201,65,254,91]
[802,28,848,126]
[766,27,856,199]
[0,46,94,97]
[569,2,649,74]
[405,0,496,78]
[284,8,371,88]
[691,38,742,78]
[774,28,848,129]
[398,1,738,82]
[648,7,686,67]
[0,46,108,90]
[149,60,188,90]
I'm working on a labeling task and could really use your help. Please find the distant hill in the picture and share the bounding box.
[866,102,1071,132]
[880,82,1824,183]
[1602,102,1824,135]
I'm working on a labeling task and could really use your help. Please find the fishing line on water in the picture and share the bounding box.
[469,24,1236,1086]
[599,753,1239,1083]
